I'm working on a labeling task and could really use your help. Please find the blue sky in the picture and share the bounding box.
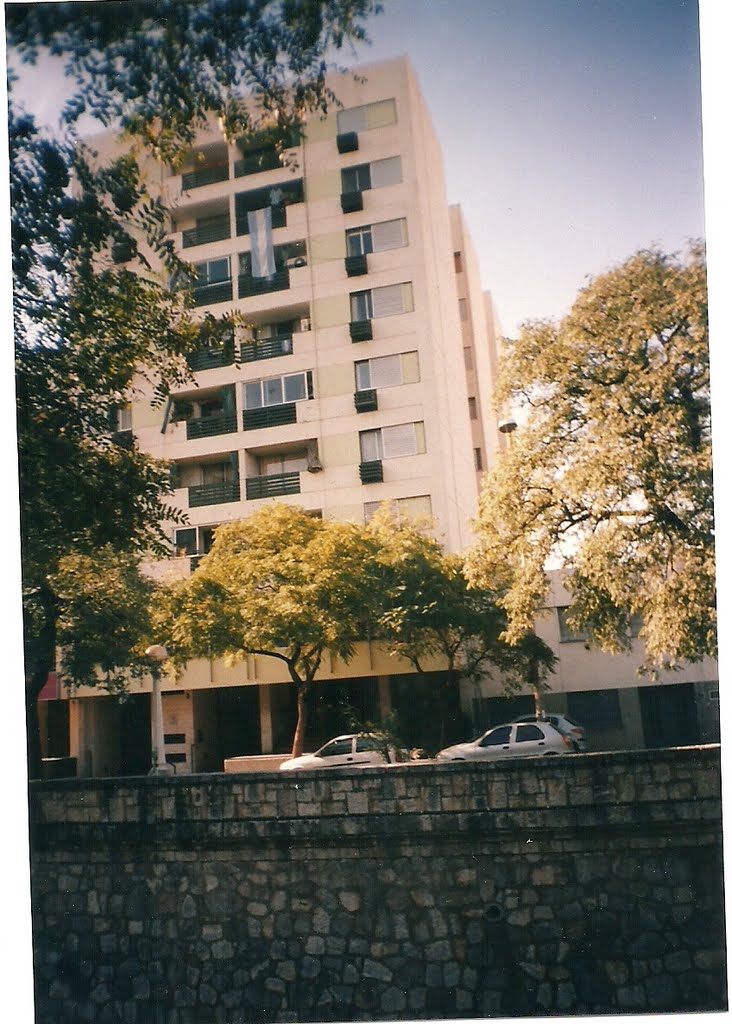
[358,0,706,336]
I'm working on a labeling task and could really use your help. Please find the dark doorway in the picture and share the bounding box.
[118,693,151,775]
[639,683,700,748]
[214,687,261,761]
[390,672,469,755]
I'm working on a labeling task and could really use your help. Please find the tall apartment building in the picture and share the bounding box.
[60,57,507,776]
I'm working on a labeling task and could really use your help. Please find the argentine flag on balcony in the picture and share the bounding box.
[247,207,276,278]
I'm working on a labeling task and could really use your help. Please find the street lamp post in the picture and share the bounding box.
[145,644,174,776]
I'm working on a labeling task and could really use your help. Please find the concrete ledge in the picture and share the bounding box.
[223,753,291,773]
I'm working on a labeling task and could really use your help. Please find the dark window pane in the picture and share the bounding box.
[479,726,512,747]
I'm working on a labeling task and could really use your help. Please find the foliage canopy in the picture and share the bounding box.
[466,245,714,671]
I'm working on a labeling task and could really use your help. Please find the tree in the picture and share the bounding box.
[161,504,382,757]
[368,506,555,750]
[8,0,381,774]
[466,244,714,672]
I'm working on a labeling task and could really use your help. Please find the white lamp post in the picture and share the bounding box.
[145,644,174,776]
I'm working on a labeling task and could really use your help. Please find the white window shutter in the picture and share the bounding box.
[382,423,418,459]
[370,354,402,389]
[337,106,367,133]
[372,283,406,318]
[371,218,407,252]
[370,156,402,189]
[397,495,432,519]
[365,99,397,129]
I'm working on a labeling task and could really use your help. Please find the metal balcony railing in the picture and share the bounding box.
[341,191,363,214]
[239,336,293,362]
[236,206,287,235]
[186,345,235,372]
[337,132,359,154]
[185,413,237,441]
[246,472,301,500]
[192,280,233,307]
[238,268,290,298]
[234,150,282,177]
[350,319,373,342]
[359,460,384,484]
[181,165,229,190]
[354,389,378,413]
[182,219,230,249]
[345,253,368,277]
[188,480,240,508]
[242,403,297,431]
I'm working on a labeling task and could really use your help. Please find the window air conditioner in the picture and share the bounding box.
[300,317,311,332]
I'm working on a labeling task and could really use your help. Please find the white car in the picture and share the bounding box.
[279,733,397,771]
[512,712,588,752]
[436,721,574,762]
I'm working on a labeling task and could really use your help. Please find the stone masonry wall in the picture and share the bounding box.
[29,746,726,1023]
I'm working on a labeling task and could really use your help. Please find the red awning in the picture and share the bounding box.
[38,671,60,702]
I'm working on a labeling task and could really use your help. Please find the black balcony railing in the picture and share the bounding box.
[187,345,235,372]
[246,472,301,500]
[337,132,359,154]
[112,429,134,449]
[350,319,373,342]
[234,150,282,177]
[345,253,368,277]
[192,280,233,307]
[181,165,229,190]
[242,403,297,431]
[239,336,293,362]
[238,268,290,299]
[182,219,230,249]
[186,413,237,441]
[354,389,378,413]
[235,205,287,235]
[341,191,363,214]
[359,460,384,484]
[188,480,240,507]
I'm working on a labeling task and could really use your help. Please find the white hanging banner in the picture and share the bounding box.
[247,207,275,278]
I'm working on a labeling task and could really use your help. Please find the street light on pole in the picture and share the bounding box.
[145,644,174,776]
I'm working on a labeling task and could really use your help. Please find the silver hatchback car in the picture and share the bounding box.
[436,721,574,762]
[512,713,588,752]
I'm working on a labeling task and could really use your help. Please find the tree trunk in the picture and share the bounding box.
[291,680,310,757]
[24,583,59,780]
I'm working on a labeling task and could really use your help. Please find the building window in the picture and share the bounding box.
[459,298,468,320]
[350,282,414,321]
[567,689,622,729]
[454,251,463,273]
[463,346,474,369]
[244,371,313,409]
[341,156,402,194]
[337,98,397,134]
[474,448,483,471]
[364,495,432,522]
[557,607,589,643]
[174,525,217,557]
[468,397,477,420]
[355,352,416,390]
[194,256,230,286]
[346,218,408,256]
[360,422,425,462]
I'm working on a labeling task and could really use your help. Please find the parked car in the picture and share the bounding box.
[279,733,398,771]
[512,712,587,752]
[435,721,574,762]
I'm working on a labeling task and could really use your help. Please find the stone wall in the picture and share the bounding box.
[29,746,726,1022]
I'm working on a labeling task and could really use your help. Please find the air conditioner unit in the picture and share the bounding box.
[300,317,311,332]
[306,441,323,473]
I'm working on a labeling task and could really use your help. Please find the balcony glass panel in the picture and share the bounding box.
[246,472,301,500]
[188,480,240,507]
[242,403,297,431]
[186,413,237,440]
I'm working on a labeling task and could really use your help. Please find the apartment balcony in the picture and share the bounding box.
[242,403,297,431]
[182,217,230,249]
[239,336,293,363]
[238,268,290,299]
[234,150,282,177]
[245,472,301,500]
[181,164,229,191]
[192,280,233,307]
[185,413,237,441]
[354,389,378,414]
[350,319,373,342]
[359,460,384,484]
[235,205,287,235]
[188,480,240,508]
[186,343,235,372]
